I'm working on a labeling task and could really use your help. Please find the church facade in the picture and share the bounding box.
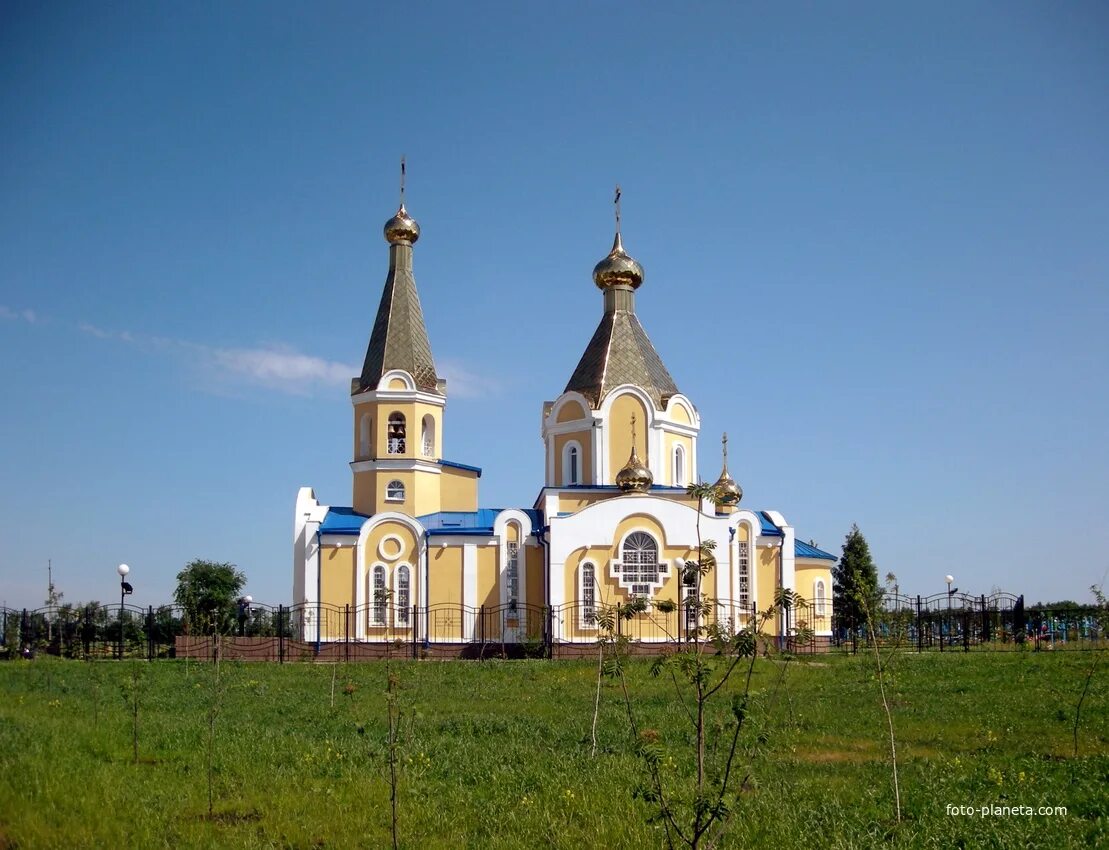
[292,190,835,649]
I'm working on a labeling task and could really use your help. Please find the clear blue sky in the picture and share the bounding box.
[2,1,1107,609]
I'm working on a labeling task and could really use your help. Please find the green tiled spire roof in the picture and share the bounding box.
[357,206,440,394]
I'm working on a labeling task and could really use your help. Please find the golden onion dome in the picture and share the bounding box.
[384,205,420,244]
[714,468,742,506]
[593,232,644,290]
[616,445,653,493]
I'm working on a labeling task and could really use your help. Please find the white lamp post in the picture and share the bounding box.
[117,564,132,659]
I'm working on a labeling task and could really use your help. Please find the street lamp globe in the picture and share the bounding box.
[945,575,954,586]
[244,595,252,605]
[117,564,130,577]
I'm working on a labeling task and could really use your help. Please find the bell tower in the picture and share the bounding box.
[350,163,447,517]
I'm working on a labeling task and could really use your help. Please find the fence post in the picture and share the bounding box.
[915,596,922,653]
[344,604,350,663]
[980,595,988,643]
[963,608,970,652]
[543,606,551,659]
[146,606,154,660]
[278,605,285,663]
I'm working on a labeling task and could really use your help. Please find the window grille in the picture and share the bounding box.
[396,566,411,625]
[371,566,386,626]
[738,537,750,608]
[386,480,405,501]
[506,542,519,611]
[581,563,596,627]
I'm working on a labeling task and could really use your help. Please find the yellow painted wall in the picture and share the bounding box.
[794,559,833,631]
[526,547,543,609]
[756,544,782,633]
[556,400,586,423]
[353,411,374,461]
[320,545,355,640]
[321,545,355,608]
[428,545,463,607]
[553,431,592,485]
[440,467,479,512]
[477,545,498,608]
[670,403,692,425]
[608,393,649,485]
[664,432,693,486]
[353,471,375,516]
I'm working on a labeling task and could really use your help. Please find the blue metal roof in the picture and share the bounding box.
[319,506,369,535]
[417,508,544,536]
[758,511,782,536]
[795,540,837,561]
[439,459,482,476]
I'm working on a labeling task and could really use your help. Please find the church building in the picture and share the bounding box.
[292,184,835,649]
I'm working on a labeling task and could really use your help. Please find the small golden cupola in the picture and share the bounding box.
[384,204,420,245]
[593,231,644,290]
[713,432,742,507]
[616,414,653,493]
[564,186,680,410]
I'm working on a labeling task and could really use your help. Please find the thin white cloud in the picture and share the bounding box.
[88,324,353,396]
[0,305,37,323]
[78,322,114,339]
[206,345,353,392]
[438,357,503,399]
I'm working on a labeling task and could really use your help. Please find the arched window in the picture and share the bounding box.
[370,565,387,626]
[395,565,411,625]
[616,531,665,597]
[737,536,750,608]
[562,441,582,486]
[385,480,405,502]
[359,414,372,458]
[814,579,827,617]
[580,562,596,628]
[683,562,699,630]
[505,539,520,611]
[387,412,406,454]
[421,414,435,457]
[673,445,685,487]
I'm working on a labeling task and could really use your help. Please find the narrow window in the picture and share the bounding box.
[673,445,685,486]
[814,579,827,617]
[506,541,519,611]
[387,412,406,454]
[421,414,435,457]
[683,568,699,630]
[396,565,411,625]
[386,480,405,502]
[737,537,750,608]
[370,565,386,626]
[581,562,596,627]
[569,446,579,484]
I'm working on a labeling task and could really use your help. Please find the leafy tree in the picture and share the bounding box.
[173,560,245,635]
[832,524,881,638]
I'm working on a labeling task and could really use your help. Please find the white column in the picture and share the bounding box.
[462,543,477,640]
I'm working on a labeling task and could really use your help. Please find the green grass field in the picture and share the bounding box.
[0,650,1106,848]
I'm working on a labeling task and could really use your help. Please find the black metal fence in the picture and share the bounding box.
[0,591,1102,661]
[834,591,1106,653]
